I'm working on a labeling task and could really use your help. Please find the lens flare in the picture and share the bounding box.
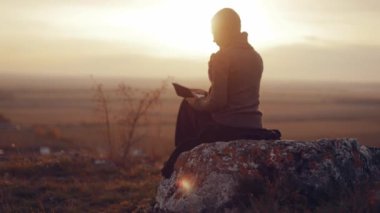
[179,178,192,192]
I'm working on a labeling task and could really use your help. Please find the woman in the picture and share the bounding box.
[162,8,281,178]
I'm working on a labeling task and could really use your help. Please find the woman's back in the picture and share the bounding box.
[211,33,263,129]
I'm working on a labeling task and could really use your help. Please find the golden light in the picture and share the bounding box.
[45,0,287,58]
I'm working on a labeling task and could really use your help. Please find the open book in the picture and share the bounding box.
[172,83,205,98]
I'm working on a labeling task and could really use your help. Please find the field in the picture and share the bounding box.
[0,77,379,211]
[1,78,379,148]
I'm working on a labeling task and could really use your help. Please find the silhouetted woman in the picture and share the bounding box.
[162,8,281,178]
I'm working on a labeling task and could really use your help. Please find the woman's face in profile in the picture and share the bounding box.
[211,23,223,47]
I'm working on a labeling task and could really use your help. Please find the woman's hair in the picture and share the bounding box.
[212,8,241,34]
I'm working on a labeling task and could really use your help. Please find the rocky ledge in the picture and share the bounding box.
[155,138,380,212]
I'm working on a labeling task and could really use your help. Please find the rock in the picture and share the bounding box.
[155,138,380,212]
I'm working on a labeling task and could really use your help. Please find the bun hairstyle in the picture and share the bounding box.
[212,8,241,34]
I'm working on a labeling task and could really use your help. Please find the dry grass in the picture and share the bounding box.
[0,153,161,212]
[236,176,380,212]
[0,123,162,212]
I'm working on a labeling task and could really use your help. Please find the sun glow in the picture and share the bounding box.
[46,0,286,58]
[2,0,379,80]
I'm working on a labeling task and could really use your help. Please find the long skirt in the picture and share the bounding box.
[161,100,281,178]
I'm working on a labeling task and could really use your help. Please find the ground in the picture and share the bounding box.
[0,150,161,212]
[0,127,162,212]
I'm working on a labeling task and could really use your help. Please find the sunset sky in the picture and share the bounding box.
[1,0,379,82]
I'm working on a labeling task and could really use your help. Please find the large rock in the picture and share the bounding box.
[155,138,380,212]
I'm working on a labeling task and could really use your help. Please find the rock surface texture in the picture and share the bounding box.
[155,138,380,212]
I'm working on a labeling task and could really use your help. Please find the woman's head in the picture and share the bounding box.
[211,8,241,47]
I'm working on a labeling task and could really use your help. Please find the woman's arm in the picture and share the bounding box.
[187,52,229,111]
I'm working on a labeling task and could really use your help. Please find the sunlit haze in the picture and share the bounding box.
[1,0,379,82]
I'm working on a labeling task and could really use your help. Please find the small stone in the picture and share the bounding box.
[40,147,51,155]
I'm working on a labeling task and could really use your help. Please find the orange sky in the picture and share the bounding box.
[1,0,379,82]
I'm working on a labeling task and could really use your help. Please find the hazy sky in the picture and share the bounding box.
[1,0,379,82]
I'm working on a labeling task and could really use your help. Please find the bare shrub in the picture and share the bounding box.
[117,82,167,162]
[93,83,114,157]
[93,79,168,165]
